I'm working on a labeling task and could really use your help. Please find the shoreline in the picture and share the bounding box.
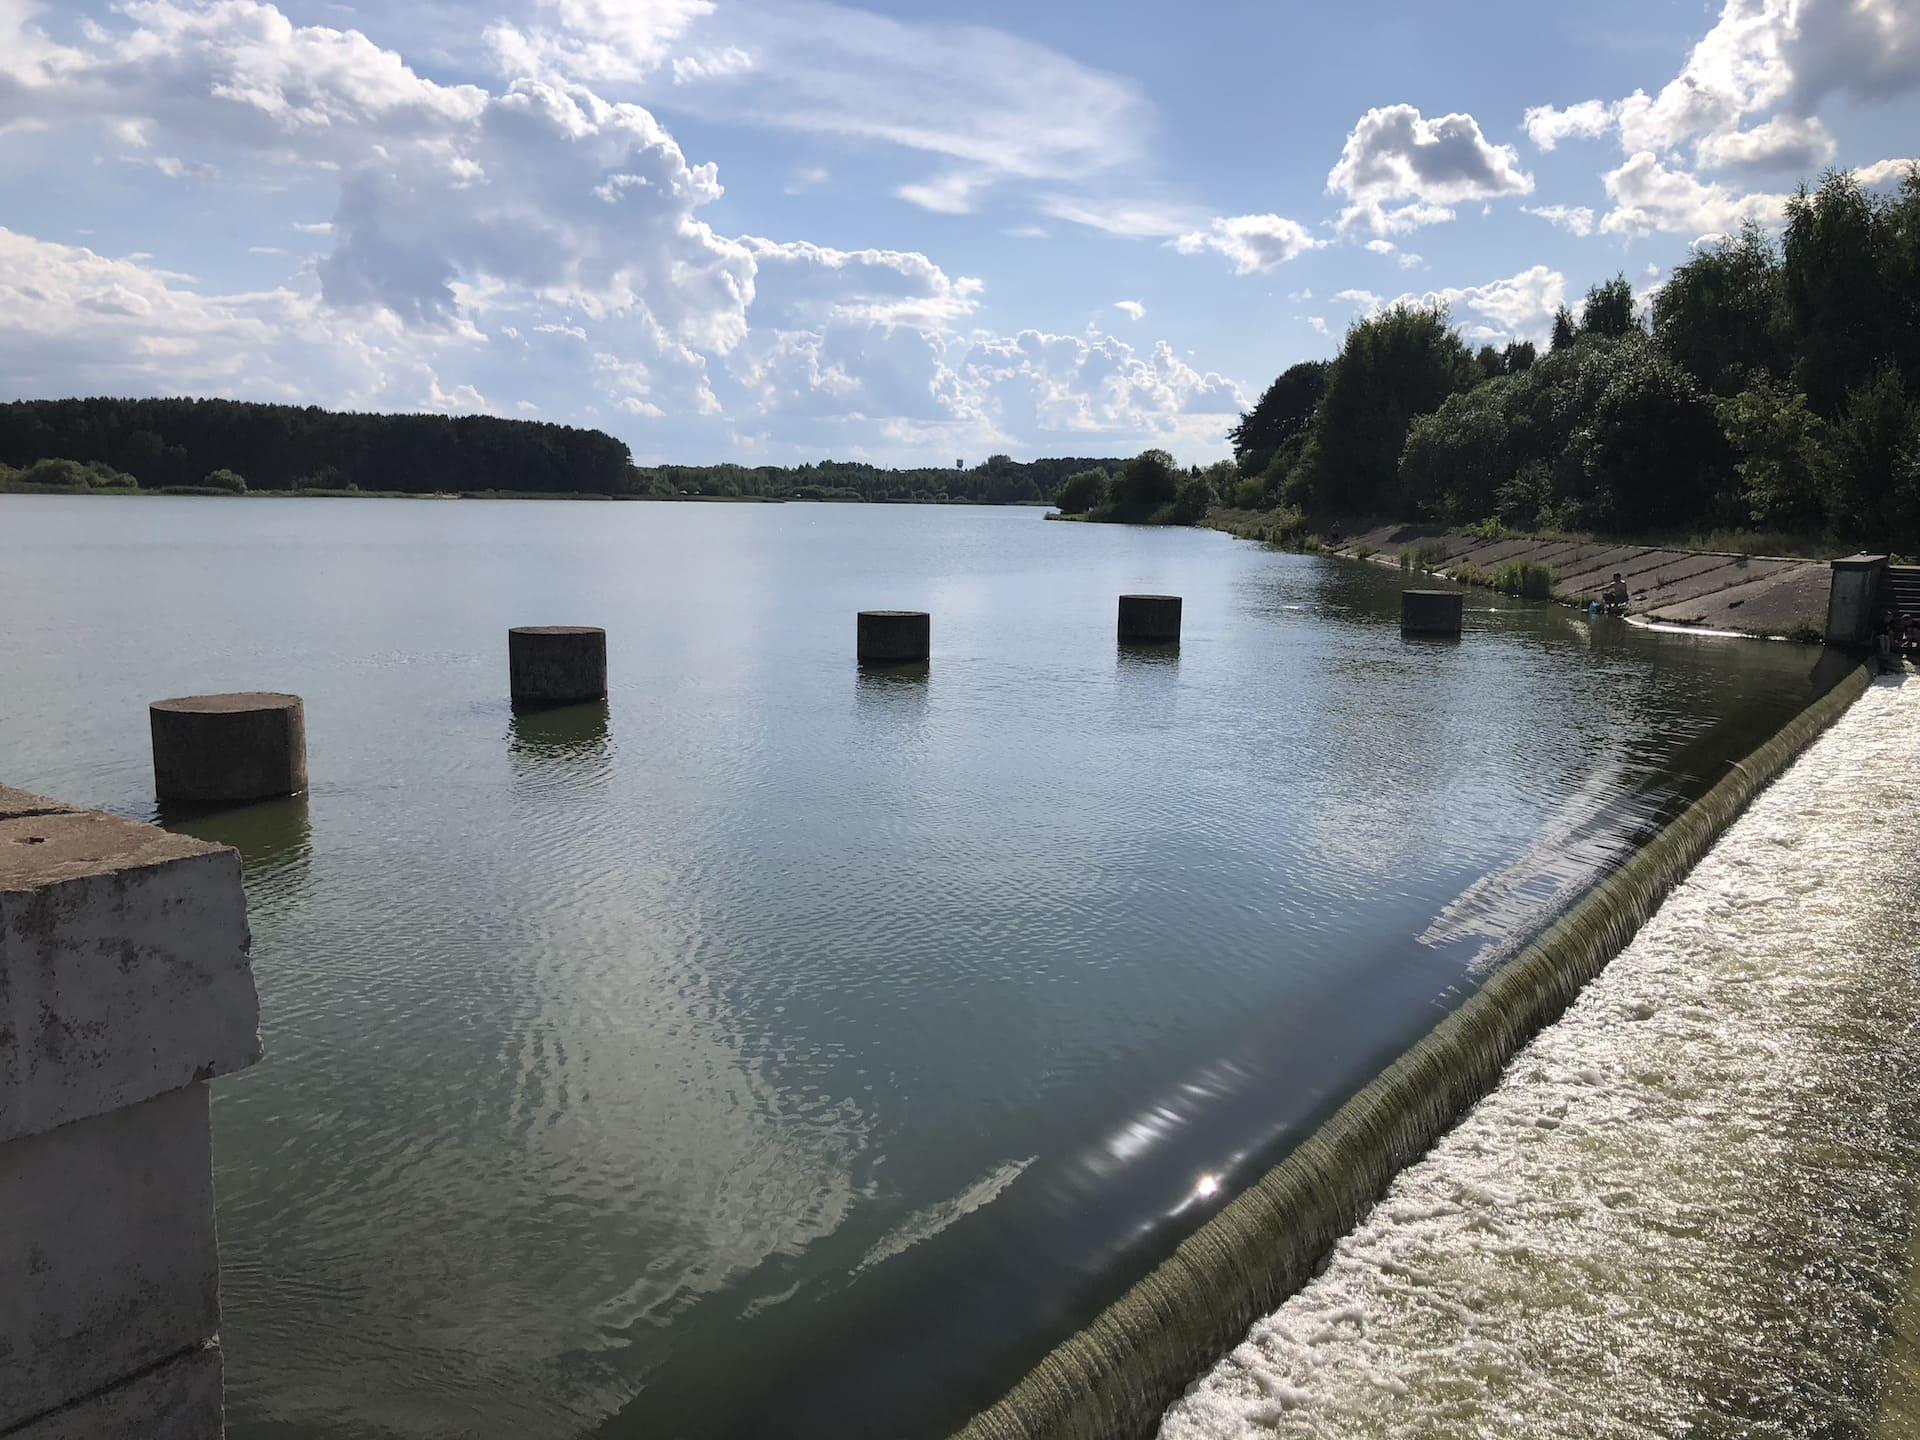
[1203,508,1839,641]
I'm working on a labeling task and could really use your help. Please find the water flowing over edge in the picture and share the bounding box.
[951,659,1878,1440]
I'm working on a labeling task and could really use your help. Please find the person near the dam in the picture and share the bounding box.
[1600,573,1630,612]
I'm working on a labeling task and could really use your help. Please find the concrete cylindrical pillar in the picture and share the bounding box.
[509,626,607,706]
[857,610,931,665]
[150,692,307,804]
[1118,594,1182,642]
[1401,589,1464,636]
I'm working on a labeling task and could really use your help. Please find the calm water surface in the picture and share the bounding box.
[0,496,1845,1438]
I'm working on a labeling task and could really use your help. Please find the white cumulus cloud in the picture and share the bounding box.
[1329,104,1533,235]
[1174,214,1325,275]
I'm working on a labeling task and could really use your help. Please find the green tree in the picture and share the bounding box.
[1826,364,1920,537]
[1054,468,1108,515]
[1227,360,1329,474]
[1501,340,1537,374]
[1399,380,1515,522]
[1549,307,1578,353]
[1167,472,1216,524]
[1714,379,1829,530]
[204,468,249,493]
[1107,449,1181,518]
[1300,304,1477,515]
[1652,224,1784,394]
[1580,275,1640,339]
[1782,172,1889,414]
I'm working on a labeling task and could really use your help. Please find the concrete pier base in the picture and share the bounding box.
[1401,589,1464,636]
[858,610,931,665]
[509,626,608,706]
[1824,555,1887,646]
[150,692,306,804]
[1,798,260,1438]
[1118,594,1182,643]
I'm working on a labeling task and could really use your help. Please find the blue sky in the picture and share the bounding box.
[1,0,1915,467]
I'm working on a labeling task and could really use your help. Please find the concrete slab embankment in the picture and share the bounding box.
[1208,514,1834,638]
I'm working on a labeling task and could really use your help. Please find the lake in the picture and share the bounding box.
[0,495,1845,1439]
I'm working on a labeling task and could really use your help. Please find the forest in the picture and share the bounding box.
[1218,168,1920,550]
[0,396,1117,505]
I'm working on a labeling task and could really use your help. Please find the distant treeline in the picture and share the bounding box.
[1227,167,1920,549]
[0,396,1119,505]
[633,455,1123,505]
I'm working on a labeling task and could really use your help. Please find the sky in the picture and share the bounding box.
[1,0,1916,468]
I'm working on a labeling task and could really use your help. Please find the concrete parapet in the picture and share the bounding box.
[0,810,259,1144]
[509,626,608,707]
[1,795,259,1439]
[1402,589,1464,636]
[1117,595,1182,643]
[858,610,931,665]
[150,693,307,805]
[0,1086,220,1429]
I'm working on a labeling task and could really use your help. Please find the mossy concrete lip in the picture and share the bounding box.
[857,610,930,619]
[150,691,302,714]
[507,625,605,636]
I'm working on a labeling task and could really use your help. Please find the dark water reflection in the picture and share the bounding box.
[0,496,1842,1440]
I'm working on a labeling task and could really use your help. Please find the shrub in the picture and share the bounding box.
[1490,559,1558,599]
[1410,540,1450,571]
[1164,473,1216,525]
[22,457,93,487]
[1054,467,1108,515]
[204,468,248,494]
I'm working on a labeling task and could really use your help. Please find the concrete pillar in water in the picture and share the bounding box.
[509,626,607,707]
[0,798,260,1437]
[1825,555,1887,647]
[1118,594,1182,643]
[150,692,307,805]
[857,610,931,665]
[1401,589,1464,636]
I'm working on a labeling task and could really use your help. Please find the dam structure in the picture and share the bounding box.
[1161,668,1920,1439]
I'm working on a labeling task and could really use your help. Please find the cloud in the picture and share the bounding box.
[1599,152,1788,237]
[1692,114,1835,173]
[1035,196,1201,239]
[961,329,1244,448]
[1364,239,1396,255]
[1851,157,1919,189]
[1328,104,1533,234]
[1522,0,1920,178]
[1113,299,1144,320]
[896,170,988,215]
[1174,213,1325,275]
[671,45,752,85]
[1523,100,1615,151]
[483,0,714,85]
[1525,204,1597,236]
[591,0,1154,210]
[1347,265,1567,344]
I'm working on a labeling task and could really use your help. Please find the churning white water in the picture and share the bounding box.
[1163,671,1920,1440]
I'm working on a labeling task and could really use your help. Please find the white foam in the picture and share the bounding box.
[1162,673,1920,1439]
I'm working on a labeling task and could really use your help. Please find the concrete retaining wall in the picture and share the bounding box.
[1,794,260,1438]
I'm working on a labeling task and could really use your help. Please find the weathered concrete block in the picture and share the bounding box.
[0,1086,220,1430]
[509,626,608,706]
[1826,554,1888,647]
[0,809,259,1144]
[5,1342,224,1440]
[0,789,76,822]
[857,610,931,664]
[1118,594,1182,642]
[1402,589,1464,636]
[150,692,307,805]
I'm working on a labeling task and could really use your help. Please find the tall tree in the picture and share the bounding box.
[1580,275,1640,339]
[1301,304,1477,514]
[1227,360,1329,471]
[1652,224,1784,394]
[1782,172,1889,415]
[1550,307,1578,353]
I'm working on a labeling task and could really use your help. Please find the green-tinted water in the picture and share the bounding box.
[0,496,1843,1438]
